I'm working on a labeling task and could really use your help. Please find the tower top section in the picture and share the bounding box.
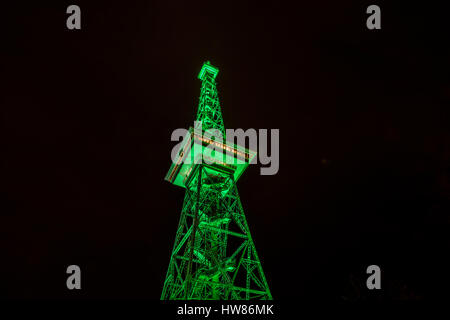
[198,61,219,81]
[195,60,225,134]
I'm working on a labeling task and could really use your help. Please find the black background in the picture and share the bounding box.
[1,0,449,302]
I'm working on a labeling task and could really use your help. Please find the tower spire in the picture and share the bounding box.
[195,61,225,135]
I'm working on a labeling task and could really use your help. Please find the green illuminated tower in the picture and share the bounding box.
[161,61,272,300]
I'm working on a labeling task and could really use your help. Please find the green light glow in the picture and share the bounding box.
[161,61,272,300]
[198,60,219,81]
[165,126,257,189]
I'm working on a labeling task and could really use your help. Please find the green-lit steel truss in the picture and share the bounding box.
[161,61,272,300]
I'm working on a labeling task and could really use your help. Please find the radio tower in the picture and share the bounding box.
[161,61,272,300]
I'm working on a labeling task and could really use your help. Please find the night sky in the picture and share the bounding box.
[2,1,449,302]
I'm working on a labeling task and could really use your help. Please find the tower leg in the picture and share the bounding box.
[161,170,271,300]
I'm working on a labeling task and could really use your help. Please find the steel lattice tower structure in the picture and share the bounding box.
[161,61,272,300]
